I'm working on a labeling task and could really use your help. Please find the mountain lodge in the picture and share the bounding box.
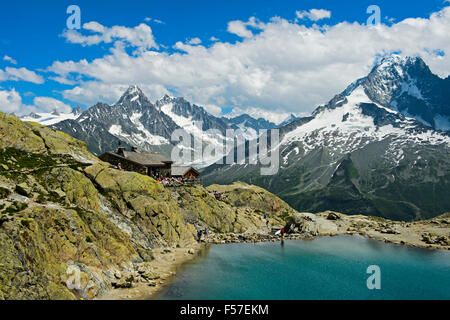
[171,166,201,179]
[99,146,173,178]
[99,147,200,182]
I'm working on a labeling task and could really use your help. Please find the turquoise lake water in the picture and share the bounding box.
[156,236,450,300]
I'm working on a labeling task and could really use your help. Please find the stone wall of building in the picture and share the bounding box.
[148,164,171,178]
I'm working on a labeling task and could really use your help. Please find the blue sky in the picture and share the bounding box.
[1,0,449,122]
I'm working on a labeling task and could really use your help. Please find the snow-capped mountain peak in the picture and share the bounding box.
[26,86,273,165]
[124,84,143,96]
[376,55,419,70]
[72,106,83,116]
[278,114,301,127]
[344,55,450,130]
[20,109,81,126]
[284,85,449,156]
[116,85,150,107]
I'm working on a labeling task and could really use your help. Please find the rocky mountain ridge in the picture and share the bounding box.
[202,56,450,222]
[21,87,283,166]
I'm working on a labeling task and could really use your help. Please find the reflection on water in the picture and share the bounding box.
[156,236,450,300]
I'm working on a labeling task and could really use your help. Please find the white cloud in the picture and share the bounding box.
[227,20,254,38]
[198,103,222,117]
[48,7,450,121]
[3,55,17,65]
[33,97,72,113]
[227,17,263,38]
[49,76,77,85]
[296,9,331,21]
[0,67,44,84]
[0,88,35,115]
[144,17,164,24]
[62,22,158,52]
[187,37,202,45]
[0,89,73,116]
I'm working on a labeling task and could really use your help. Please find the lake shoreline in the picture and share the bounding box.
[96,244,210,300]
[98,211,449,300]
[203,211,450,251]
[155,235,450,300]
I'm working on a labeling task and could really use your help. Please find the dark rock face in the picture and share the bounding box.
[356,56,450,130]
[278,114,302,128]
[227,114,277,131]
[313,94,348,116]
[28,112,41,119]
[72,106,83,116]
[53,117,131,156]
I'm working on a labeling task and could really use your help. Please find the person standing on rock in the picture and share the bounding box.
[197,230,203,242]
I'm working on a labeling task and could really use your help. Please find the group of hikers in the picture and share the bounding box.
[263,213,285,238]
[111,163,198,186]
[156,177,196,186]
[197,228,209,242]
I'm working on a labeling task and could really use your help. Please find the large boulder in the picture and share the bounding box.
[285,212,338,235]
[0,186,11,199]
[84,164,164,199]
[15,183,31,197]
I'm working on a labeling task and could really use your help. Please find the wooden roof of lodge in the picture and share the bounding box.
[122,151,172,166]
[103,148,173,167]
[171,166,200,177]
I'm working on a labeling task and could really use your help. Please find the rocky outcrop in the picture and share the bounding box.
[0,112,98,164]
[84,164,196,247]
[206,182,297,222]
[0,113,297,300]
[174,184,287,234]
[285,212,338,236]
